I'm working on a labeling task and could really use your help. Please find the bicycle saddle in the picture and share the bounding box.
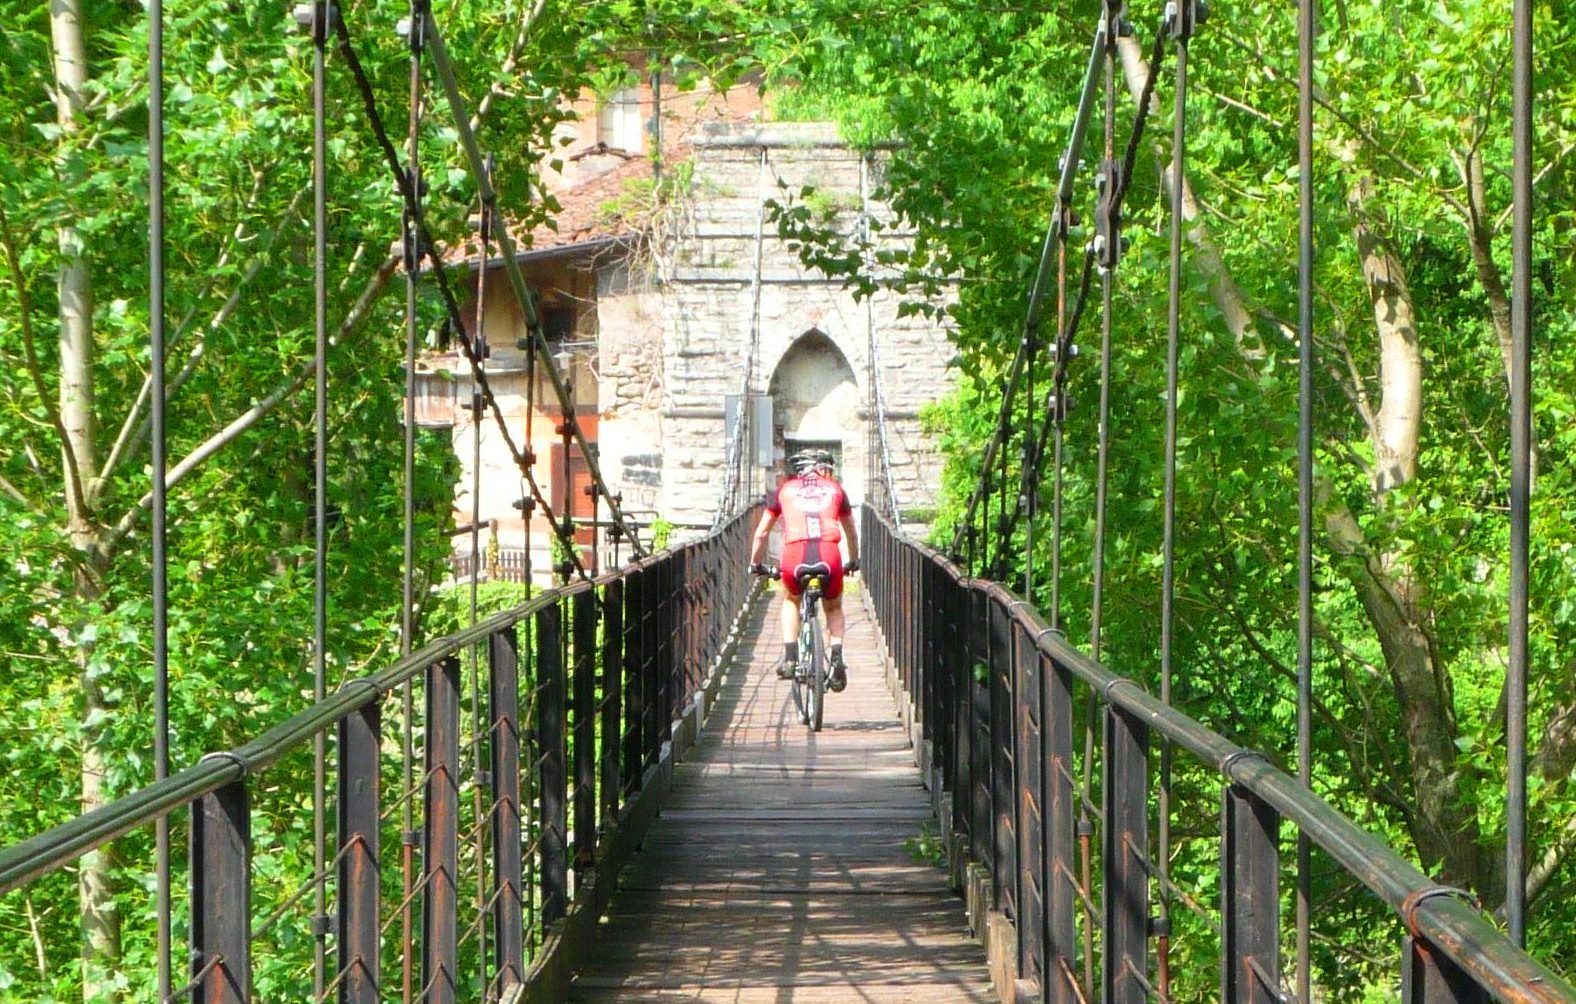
[793,562,833,589]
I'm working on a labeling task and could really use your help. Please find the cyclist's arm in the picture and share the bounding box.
[838,510,859,565]
[749,508,778,566]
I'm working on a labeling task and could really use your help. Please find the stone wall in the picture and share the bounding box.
[608,122,955,534]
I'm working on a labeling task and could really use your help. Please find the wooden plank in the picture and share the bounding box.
[566,592,993,1002]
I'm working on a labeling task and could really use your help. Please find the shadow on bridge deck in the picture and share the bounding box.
[567,588,996,1002]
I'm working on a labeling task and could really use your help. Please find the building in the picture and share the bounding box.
[420,78,956,582]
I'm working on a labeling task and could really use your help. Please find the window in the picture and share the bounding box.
[596,88,644,153]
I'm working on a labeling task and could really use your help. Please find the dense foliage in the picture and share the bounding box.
[1,0,1572,998]
[767,0,1576,996]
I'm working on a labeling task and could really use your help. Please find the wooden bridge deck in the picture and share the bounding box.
[567,587,996,1002]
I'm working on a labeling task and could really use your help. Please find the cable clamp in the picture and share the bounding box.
[1093,160,1126,270]
[1103,676,1143,702]
[1164,0,1209,40]
[1076,818,1095,838]
[291,2,340,39]
[199,750,251,781]
[1218,748,1269,778]
[310,913,333,938]
[338,678,382,704]
[1401,886,1480,940]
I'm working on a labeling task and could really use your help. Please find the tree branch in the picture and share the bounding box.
[97,183,305,498]
[0,193,91,521]
[101,254,397,554]
[0,472,43,512]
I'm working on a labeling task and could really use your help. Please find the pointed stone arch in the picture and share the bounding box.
[766,328,866,502]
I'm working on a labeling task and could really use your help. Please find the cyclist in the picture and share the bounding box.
[748,449,860,691]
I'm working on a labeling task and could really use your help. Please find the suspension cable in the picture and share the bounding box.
[1507,0,1534,949]
[329,16,597,583]
[467,159,492,997]
[310,1,331,994]
[1158,0,1203,992]
[399,5,425,1000]
[718,147,769,521]
[148,0,171,996]
[420,14,647,559]
[1297,0,1318,992]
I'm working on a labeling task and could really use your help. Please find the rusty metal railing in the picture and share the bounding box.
[862,506,1574,1004]
[0,508,756,1003]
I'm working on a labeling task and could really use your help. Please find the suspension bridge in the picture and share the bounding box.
[0,0,1564,1001]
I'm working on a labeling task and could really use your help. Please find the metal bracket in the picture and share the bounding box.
[1401,885,1481,939]
[292,3,340,39]
[1164,0,1209,41]
[1093,160,1126,270]
[199,749,251,780]
[310,913,333,938]
[1219,748,1269,779]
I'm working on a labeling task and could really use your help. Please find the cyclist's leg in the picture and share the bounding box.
[778,540,806,677]
[824,594,845,647]
[821,547,846,644]
[822,550,848,691]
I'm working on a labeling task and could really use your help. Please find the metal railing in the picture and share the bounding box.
[861,507,1574,1004]
[0,508,756,1003]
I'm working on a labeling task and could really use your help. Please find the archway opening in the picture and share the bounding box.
[767,329,864,500]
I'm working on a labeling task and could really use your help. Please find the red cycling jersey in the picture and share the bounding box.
[766,474,852,544]
[767,474,853,599]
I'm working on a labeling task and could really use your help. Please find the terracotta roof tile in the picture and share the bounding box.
[442,155,657,266]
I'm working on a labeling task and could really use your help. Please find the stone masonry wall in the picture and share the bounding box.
[631,122,956,533]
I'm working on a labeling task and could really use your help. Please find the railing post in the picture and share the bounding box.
[190,779,250,1003]
[655,559,673,754]
[643,562,661,770]
[951,574,972,846]
[1222,784,1280,1004]
[1044,653,1076,1004]
[422,655,460,1004]
[601,580,624,824]
[1403,937,1489,1004]
[923,559,941,771]
[900,544,913,689]
[1103,704,1149,1004]
[572,586,597,879]
[489,626,525,990]
[1015,621,1044,988]
[537,602,568,924]
[990,597,1016,916]
[970,586,992,868]
[337,700,380,1004]
[623,568,645,792]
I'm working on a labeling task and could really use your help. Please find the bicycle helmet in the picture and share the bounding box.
[789,449,835,476]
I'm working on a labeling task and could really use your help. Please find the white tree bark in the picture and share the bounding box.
[51,0,120,997]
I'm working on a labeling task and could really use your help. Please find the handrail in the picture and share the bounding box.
[0,511,749,896]
[863,506,1575,1003]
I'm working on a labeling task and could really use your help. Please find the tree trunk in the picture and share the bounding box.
[1347,173,1421,492]
[51,0,120,996]
[1113,33,1507,907]
[1334,166,1504,902]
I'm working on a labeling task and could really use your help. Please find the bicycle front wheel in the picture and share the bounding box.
[806,615,825,732]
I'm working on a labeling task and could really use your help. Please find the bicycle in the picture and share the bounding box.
[753,562,832,732]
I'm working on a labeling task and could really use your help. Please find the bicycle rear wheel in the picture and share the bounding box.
[806,616,825,732]
[794,617,813,725]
